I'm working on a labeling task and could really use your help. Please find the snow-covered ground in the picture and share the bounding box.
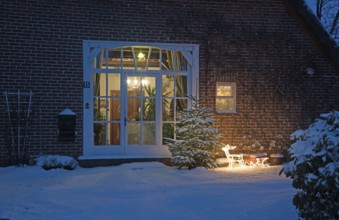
[0,162,297,220]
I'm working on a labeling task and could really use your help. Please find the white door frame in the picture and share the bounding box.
[82,40,199,158]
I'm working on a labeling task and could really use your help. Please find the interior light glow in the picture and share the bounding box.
[137,52,145,60]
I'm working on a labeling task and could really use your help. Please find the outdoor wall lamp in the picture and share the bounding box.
[306,67,315,76]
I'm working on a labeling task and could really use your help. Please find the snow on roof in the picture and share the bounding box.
[285,0,339,72]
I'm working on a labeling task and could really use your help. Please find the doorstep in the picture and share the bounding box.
[77,157,172,168]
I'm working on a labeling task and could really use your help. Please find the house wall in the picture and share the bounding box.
[1,0,338,165]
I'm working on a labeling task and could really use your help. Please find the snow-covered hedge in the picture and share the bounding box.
[36,155,78,170]
[281,111,339,219]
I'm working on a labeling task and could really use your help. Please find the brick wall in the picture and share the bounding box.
[1,0,338,165]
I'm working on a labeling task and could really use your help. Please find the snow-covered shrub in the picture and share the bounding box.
[268,134,288,155]
[281,111,339,219]
[239,135,265,153]
[36,155,78,170]
[166,96,222,169]
[239,133,288,155]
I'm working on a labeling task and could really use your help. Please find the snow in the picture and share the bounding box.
[59,108,76,115]
[281,111,339,219]
[0,162,297,220]
[36,155,78,170]
[284,110,339,174]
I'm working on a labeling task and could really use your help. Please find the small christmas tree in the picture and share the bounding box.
[166,96,221,169]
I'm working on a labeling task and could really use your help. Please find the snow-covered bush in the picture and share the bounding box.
[166,96,222,169]
[36,155,78,170]
[281,111,339,219]
[238,133,288,155]
[239,134,265,153]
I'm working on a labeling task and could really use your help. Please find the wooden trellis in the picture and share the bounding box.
[3,90,33,165]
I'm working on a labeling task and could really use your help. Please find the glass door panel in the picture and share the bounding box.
[128,124,140,145]
[94,123,106,145]
[93,73,122,146]
[109,122,120,145]
[143,98,156,121]
[142,123,156,145]
[127,97,141,121]
[93,97,107,146]
[108,93,121,145]
[126,75,157,146]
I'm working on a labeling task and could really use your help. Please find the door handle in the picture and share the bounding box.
[124,117,127,126]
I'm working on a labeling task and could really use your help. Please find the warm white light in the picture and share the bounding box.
[137,52,145,60]
[133,79,138,85]
[127,79,131,85]
[141,79,148,85]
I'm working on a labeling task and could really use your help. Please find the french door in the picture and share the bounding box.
[125,75,158,146]
[83,41,199,157]
[90,72,161,156]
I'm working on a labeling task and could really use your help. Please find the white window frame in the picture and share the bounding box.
[215,82,236,113]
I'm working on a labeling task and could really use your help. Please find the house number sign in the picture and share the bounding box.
[83,81,90,88]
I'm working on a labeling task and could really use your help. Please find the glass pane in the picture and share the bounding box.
[162,75,174,97]
[107,48,121,69]
[179,99,188,111]
[127,97,141,121]
[143,98,156,121]
[176,75,187,97]
[94,49,104,68]
[127,76,141,92]
[161,50,175,70]
[128,123,140,145]
[142,77,156,97]
[108,122,120,145]
[163,123,174,144]
[123,47,135,69]
[176,99,187,112]
[142,123,156,145]
[217,83,232,96]
[107,98,120,121]
[216,98,233,111]
[176,51,188,71]
[108,74,120,92]
[148,48,160,70]
[94,123,106,145]
[93,73,106,96]
[134,47,149,70]
[163,98,173,121]
[93,98,106,121]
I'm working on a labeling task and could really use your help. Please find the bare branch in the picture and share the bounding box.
[329,9,339,35]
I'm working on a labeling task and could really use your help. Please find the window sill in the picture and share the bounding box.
[216,110,237,114]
